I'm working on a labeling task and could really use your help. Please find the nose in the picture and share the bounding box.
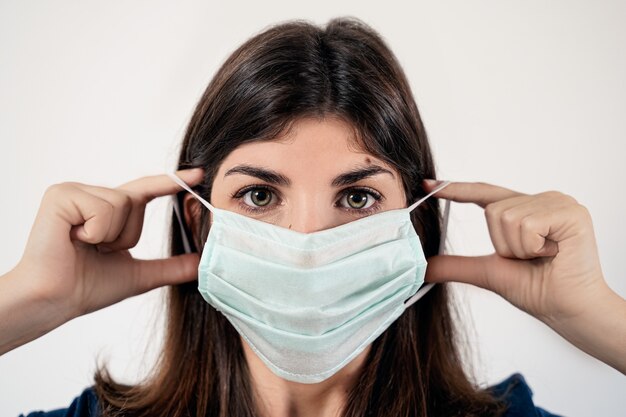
[285,197,337,234]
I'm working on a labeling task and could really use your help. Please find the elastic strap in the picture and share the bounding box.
[168,173,214,210]
[172,193,192,254]
[407,180,451,212]
[169,172,214,254]
[404,197,451,308]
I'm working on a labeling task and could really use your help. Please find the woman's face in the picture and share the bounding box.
[187,117,407,232]
[183,116,409,385]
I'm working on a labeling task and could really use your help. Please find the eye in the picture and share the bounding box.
[244,188,272,207]
[231,185,384,216]
[338,189,375,209]
[231,185,276,213]
[336,187,382,213]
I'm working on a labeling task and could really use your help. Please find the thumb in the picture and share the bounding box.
[425,253,527,297]
[132,253,200,293]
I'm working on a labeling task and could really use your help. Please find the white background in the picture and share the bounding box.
[1,1,625,416]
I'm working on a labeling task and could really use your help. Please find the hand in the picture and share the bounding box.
[422,180,626,373]
[11,168,204,320]
[422,180,609,324]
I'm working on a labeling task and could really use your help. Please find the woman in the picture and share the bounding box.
[2,17,624,417]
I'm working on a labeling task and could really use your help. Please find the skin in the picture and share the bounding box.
[0,117,624,416]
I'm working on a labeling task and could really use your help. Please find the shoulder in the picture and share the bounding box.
[17,375,563,417]
[18,386,100,417]
[487,373,563,417]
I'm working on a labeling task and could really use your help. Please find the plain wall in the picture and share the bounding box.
[1,1,625,416]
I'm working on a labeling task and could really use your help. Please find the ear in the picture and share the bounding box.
[183,194,203,247]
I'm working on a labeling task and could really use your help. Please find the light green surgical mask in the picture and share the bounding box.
[168,172,451,384]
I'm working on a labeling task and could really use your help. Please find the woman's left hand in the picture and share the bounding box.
[422,180,626,373]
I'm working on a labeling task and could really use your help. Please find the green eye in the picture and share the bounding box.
[339,189,377,210]
[346,191,369,209]
[247,188,272,207]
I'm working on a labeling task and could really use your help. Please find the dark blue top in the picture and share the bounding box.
[18,372,562,417]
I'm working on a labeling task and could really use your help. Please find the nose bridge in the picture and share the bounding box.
[287,192,335,233]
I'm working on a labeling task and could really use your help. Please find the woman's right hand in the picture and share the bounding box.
[0,168,203,354]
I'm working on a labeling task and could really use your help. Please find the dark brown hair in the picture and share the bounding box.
[94,17,508,417]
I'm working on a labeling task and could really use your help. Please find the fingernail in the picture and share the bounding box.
[423,179,443,187]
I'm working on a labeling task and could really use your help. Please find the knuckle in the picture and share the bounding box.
[540,190,578,205]
[484,203,497,221]
[43,184,60,199]
[573,203,591,220]
[494,246,514,259]
[97,199,115,219]
[44,182,84,201]
[520,215,535,231]
[107,190,131,213]
[562,193,578,205]
[44,182,70,197]
[500,209,517,225]
[539,190,560,198]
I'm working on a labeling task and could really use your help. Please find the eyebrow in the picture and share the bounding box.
[223,163,395,187]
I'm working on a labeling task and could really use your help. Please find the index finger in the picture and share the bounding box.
[424,180,525,208]
[117,168,205,202]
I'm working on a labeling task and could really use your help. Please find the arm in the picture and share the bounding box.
[0,169,202,356]
[544,285,626,374]
[0,268,73,355]
[422,180,626,375]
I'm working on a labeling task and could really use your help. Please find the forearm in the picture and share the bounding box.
[545,285,626,374]
[0,268,72,356]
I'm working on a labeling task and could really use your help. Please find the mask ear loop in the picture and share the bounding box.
[172,193,192,254]
[406,180,451,212]
[169,172,215,255]
[404,182,452,308]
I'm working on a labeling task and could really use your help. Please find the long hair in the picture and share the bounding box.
[94,17,508,417]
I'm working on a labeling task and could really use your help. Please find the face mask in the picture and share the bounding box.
[168,172,451,384]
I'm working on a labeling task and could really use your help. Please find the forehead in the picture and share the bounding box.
[217,117,393,177]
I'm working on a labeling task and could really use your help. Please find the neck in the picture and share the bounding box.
[242,339,369,417]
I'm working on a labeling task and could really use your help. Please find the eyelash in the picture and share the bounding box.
[230,184,384,216]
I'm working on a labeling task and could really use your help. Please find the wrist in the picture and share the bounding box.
[544,283,626,374]
[0,267,74,355]
[542,280,614,326]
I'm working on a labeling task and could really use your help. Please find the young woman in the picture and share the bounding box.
[2,17,624,417]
